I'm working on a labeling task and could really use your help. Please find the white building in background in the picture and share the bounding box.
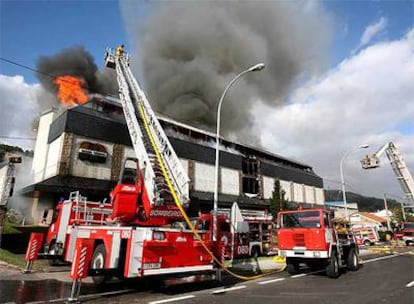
[375,209,393,218]
[22,98,325,223]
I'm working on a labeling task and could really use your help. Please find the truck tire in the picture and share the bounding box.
[251,246,260,258]
[286,258,299,275]
[47,241,61,266]
[364,239,371,246]
[91,244,108,285]
[346,247,359,271]
[326,251,340,278]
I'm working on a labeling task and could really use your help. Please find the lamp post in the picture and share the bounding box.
[383,193,392,231]
[401,201,407,222]
[213,63,265,242]
[340,144,369,221]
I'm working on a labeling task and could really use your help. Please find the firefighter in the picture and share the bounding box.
[335,221,347,234]
[116,44,124,58]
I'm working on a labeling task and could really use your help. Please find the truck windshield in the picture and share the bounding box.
[403,222,414,229]
[280,211,321,228]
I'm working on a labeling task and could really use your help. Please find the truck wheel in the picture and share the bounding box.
[406,241,412,246]
[286,258,299,275]
[251,247,260,258]
[91,244,107,285]
[48,241,60,266]
[347,247,359,271]
[364,240,371,246]
[326,251,340,278]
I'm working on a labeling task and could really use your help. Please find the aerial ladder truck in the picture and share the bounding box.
[24,48,238,301]
[361,142,414,206]
[361,142,414,245]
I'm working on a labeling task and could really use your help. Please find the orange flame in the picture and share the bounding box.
[54,75,89,107]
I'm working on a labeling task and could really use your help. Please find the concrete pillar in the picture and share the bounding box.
[111,144,124,181]
[188,160,195,191]
[59,133,74,175]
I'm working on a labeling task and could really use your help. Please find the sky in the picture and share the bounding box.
[0,0,413,202]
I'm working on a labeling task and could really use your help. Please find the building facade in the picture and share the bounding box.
[23,100,324,223]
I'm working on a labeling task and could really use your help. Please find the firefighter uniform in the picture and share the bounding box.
[116,44,124,58]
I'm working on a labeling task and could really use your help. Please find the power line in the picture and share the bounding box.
[0,56,126,101]
[0,135,36,141]
[0,56,99,95]
[0,57,52,79]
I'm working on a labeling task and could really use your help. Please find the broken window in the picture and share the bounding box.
[242,156,260,195]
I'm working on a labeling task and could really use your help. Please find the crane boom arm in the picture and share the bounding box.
[361,142,414,205]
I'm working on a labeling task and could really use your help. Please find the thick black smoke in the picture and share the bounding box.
[123,1,332,142]
[36,46,117,98]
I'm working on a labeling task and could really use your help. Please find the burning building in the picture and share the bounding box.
[17,43,325,224]
[21,93,324,224]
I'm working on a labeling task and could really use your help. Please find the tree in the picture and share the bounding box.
[269,179,287,219]
[390,205,414,224]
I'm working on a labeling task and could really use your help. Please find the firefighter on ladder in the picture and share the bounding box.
[116,44,124,58]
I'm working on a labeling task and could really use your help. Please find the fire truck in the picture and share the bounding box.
[198,207,274,260]
[24,49,272,298]
[40,191,113,265]
[277,208,360,278]
[350,226,379,246]
[31,189,273,267]
[396,221,414,246]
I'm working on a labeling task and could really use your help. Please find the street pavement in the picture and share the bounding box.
[0,243,413,304]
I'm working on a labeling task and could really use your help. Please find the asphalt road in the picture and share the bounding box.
[85,250,414,304]
[1,248,413,304]
[182,253,414,304]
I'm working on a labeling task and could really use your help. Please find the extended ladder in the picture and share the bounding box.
[361,142,414,206]
[105,48,190,207]
[385,143,414,205]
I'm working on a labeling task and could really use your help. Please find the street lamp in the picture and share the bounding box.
[340,144,369,221]
[213,63,265,242]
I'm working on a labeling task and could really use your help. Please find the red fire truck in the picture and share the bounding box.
[24,49,272,300]
[196,210,273,260]
[40,192,112,265]
[350,226,379,246]
[29,187,272,269]
[277,208,360,278]
[397,222,414,246]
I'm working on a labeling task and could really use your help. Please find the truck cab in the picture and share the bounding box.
[277,208,359,278]
[400,222,414,246]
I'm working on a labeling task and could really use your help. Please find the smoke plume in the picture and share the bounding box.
[124,1,332,143]
[36,45,117,100]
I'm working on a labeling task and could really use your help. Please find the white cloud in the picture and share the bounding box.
[359,17,388,48]
[255,29,414,199]
[0,74,41,149]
